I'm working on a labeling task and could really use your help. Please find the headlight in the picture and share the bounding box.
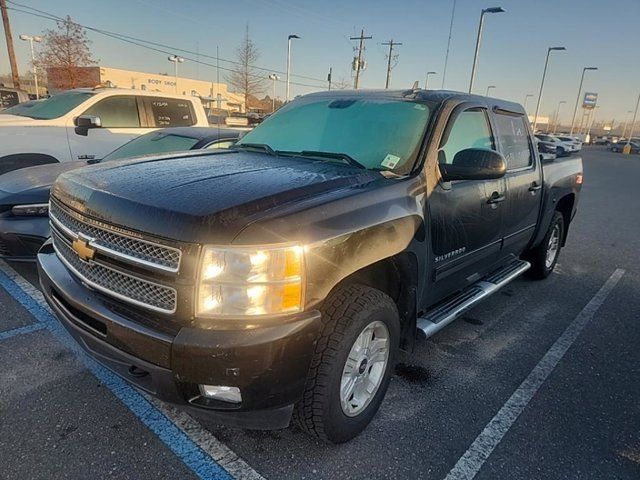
[196,244,304,317]
[11,203,49,216]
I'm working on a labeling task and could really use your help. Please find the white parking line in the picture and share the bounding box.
[0,261,264,480]
[444,268,625,480]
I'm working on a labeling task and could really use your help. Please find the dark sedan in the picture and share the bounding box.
[610,141,640,154]
[0,127,240,260]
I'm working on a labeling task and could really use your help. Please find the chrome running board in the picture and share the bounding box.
[417,259,531,338]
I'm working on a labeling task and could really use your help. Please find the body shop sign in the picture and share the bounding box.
[583,92,598,109]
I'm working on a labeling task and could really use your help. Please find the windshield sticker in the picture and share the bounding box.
[381,154,401,169]
[414,104,426,110]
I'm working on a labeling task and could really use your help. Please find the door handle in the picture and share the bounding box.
[487,192,506,204]
[528,182,542,192]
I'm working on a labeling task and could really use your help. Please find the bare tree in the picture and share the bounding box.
[36,16,97,90]
[226,26,266,110]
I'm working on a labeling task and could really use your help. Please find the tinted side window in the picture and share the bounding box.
[494,114,532,169]
[83,96,140,128]
[440,109,493,164]
[149,98,194,127]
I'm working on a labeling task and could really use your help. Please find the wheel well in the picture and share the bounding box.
[327,252,418,352]
[555,193,575,246]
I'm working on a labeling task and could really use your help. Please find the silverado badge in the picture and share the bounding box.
[72,237,96,262]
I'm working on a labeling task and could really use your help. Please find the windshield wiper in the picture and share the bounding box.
[297,150,367,169]
[235,143,276,155]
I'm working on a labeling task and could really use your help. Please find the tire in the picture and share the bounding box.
[293,284,400,443]
[524,211,565,279]
[557,147,565,157]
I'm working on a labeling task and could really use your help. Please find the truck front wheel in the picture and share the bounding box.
[294,284,400,443]
[524,211,565,279]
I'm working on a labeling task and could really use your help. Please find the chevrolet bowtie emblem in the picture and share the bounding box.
[72,237,96,262]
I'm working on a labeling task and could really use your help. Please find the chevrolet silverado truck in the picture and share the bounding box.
[37,89,583,443]
[0,87,209,174]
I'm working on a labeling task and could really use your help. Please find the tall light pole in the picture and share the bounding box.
[286,34,300,102]
[424,71,437,90]
[621,110,633,139]
[485,85,496,96]
[19,34,42,99]
[623,92,640,154]
[168,55,184,93]
[569,66,598,136]
[552,100,566,134]
[268,73,279,112]
[532,46,566,132]
[469,6,505,94]
[523,94,534,114]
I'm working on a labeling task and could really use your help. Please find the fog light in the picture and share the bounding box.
[199,385,242,404]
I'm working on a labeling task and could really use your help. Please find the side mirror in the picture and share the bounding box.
[74,115,102,136]
[439,148,506,182]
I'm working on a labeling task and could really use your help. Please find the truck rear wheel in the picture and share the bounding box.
[293,284,400,443]
[525,211,565,279]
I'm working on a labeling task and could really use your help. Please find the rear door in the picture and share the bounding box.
[428,104,506,301]
[493,111,543,255]
[68,95,148,161]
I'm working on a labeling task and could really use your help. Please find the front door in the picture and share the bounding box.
[67,95,150,161]
[492,112,543,255]
[428,106,505,302]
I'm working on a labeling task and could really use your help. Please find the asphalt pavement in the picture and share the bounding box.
[1,146,638,480]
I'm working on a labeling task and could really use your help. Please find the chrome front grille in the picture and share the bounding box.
[52,231,177,314]
[50,200,181,273]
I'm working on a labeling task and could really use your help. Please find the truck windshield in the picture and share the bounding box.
[14,91,94,119]
[237,97,431,173]
[101,131,201,162]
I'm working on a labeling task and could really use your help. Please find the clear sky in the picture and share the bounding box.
[1,0,638,125]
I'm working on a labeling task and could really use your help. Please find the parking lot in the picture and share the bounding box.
[1,146,638,480]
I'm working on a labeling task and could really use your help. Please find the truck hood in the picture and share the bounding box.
[52,151,382,244]
[0,161,86,206]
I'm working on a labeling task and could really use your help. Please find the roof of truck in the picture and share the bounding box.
[300,88,526,115]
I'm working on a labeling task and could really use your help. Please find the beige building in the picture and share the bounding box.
[47,66,245,113]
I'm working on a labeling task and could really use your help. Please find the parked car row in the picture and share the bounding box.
[534,133,582,157]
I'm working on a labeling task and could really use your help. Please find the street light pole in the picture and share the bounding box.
[485,85,496,96]
[19,34,42,99]
[469,7,505,94]
[424,71,436,90]
[286,34,300,102]
[532,46,566,132]
[523,94,534,114]
[623,92,640,154]
[552,100,566,134]
[569,66,598,136]
[168,55,184,94]
[621,110,633,139]
[268,74,279,112]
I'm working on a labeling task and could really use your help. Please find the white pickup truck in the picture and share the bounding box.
[0,87,209,174]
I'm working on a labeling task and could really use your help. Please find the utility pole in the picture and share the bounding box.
[382,39,402,89]
[350,29,372,89]
[0,0,20,89]
[327,67,332,91]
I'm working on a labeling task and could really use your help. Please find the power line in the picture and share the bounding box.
[6,0,327,87]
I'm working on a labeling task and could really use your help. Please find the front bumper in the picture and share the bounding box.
[0,216,49,261]
[38,247,323,429]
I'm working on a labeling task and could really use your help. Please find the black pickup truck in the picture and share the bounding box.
[37,89,583,443]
